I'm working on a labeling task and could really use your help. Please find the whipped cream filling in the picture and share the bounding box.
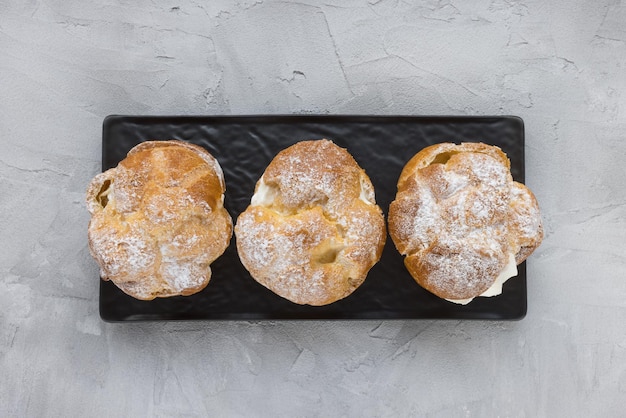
[359,175,375,205]
[445,252,518,305]
[250,178,278,206]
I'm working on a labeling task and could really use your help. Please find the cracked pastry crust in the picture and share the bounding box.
[388,142,543,302]
[86,140,233,300]
[235,139,386,306]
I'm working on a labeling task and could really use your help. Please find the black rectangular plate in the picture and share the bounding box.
[99,115,527,321]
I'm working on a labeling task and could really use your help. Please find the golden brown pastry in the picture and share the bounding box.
[86,140,232,300]
[235,139,386,306]
[388,142,543,304]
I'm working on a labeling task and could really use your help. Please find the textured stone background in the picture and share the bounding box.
[1,0,625,416]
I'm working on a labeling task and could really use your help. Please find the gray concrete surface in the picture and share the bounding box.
[1,0,625,416]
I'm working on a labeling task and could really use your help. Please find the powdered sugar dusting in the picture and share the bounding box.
[236,206,340,304]
[161,259,208,293]
[88,219,156,280]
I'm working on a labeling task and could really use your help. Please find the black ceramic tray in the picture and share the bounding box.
[99,115,527,321]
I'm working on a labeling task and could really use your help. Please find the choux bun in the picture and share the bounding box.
[86,140,232,300]
[235,139,386,306]
[388,142,543,304]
